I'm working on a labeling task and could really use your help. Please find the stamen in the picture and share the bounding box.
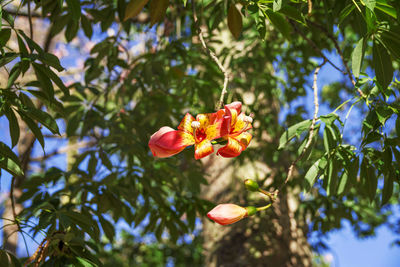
[238,115,253,134]
[191,121,201,141]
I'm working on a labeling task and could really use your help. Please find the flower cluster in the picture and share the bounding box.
[148,102,253,159]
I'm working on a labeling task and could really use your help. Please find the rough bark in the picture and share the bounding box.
[201,153,312,267]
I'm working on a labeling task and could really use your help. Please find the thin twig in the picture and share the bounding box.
[307,20,366,97]
[27,0,34,39]
[192,0,229,110]
[276,61,325,194]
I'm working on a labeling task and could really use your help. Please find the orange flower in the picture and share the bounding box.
[217,102,253,157]
[149,111,225,159]
[207,204,248,225]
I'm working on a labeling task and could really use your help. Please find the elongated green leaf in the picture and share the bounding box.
[373,41,393,90]
[99,216,115,242]
[364,0,376,12]
[382,170,394,206]
[327,157,340,196]
[228,4,242,39]
[265,9,291,40]
[339,4,355,25]
[18,111,45,149]
[149,0,169,26]
[0,142,23,176]
[273,0,282,12]
[279,5,305,24]
[124,0,149,21]
[304,158,321,191]
[0,28,11,46]
[0,53,18,68]
[66,0,81,22]
[4,108,20,148]
[32,63,55,99]
[352,37,365,79]
[278,120,312,150]
[375,2,397,19]
[41,53,64,71]
[81,15,93,39]
[0,249,22,267]
[7,63,21,88]
[20,107,60,135]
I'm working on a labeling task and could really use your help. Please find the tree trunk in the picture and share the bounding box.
[201,153,312,267]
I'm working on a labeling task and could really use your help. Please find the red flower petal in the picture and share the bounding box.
[178,113,195,134]
[149,127,194,158]
[194,139,214,159]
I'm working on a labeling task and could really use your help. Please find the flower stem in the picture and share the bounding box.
[256,203,272,212]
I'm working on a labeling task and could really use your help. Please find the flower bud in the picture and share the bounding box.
[244,179,259,192]
[207,204,248,225]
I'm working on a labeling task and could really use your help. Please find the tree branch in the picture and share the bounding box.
[192,0,229,110]
[276,61,325,195]
[307,20,366,98]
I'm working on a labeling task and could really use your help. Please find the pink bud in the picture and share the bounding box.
[207,204,248,225]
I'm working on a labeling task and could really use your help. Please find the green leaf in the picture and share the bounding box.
[273,0,282,12]
[7,63,21,88]
[264,9,291,40]
[32,63,55,99]
[279,5,305,24]
[339,4,355,25]
[40,64,69,96]
[228,4,242,39]
[124,0,149,21]
[4,108,20,148]
[278,119,312,150]
[323,125,336,152]
[364,0,376,12]
[81,15,93,39]
[149,0,169,26]
[319,113,338,125]
[0,142,23,176]
[66,0,81,22]
[0,249,22,267]
[16,34,28,55]
[20,106,60,135]
[373,41,393,90]
[362,158,377,202]
[375,2,397,19]
[41,53,64,72]
[99,216,115,242]
[375,105,393,124]
[18,111,45,149]
[65,19,79,42]
[99,150,112,170]
[382,160,394,205]
[303,158,321,191]
[0,28,11,46]
[327,157,340,196]
[352,37,365,79]
[76,257,95,267]
[0,53,18,68]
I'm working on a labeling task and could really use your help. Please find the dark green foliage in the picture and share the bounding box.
[0,0,399,266]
